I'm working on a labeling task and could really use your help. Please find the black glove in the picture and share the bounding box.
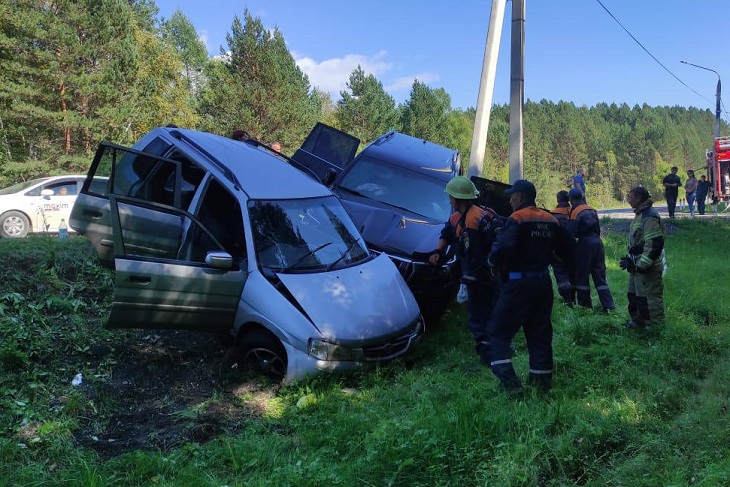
[428,248,445,265]
[619,255,636,272]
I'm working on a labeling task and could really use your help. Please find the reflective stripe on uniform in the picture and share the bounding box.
[491,359,512,366]
[529,368,553,375]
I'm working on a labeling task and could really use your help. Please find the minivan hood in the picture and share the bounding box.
[276,254,419,342]
[338,198,442,258]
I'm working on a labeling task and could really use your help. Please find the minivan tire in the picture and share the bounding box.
[236,329,287,380]
[1,211,30,238]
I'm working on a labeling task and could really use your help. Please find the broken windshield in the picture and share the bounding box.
[249,196,369,273]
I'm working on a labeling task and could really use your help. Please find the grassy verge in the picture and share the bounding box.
[1,220,729,486]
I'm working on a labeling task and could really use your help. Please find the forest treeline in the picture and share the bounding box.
[1,0,726,205]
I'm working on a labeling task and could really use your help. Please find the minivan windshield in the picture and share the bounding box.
[338,156,451,221]
[249,196,369,273]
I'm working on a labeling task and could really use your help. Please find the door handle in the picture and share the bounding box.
[127,275,151,284]
[100,239,113,247]
[82,209,103,218]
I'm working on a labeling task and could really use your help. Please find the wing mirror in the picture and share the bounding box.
[41,189,54,198]
[205,251,234,270]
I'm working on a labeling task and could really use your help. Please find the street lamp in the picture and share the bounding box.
[680,60,722,138]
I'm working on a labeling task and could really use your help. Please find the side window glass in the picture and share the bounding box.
[116,201,185,260]
[86,147,112,197]
[45,181,77,196]
[191,179,246,260]
[163,151,206,210]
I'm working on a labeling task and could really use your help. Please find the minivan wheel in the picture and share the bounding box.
[237,330,287,380]
[0,211,30,238]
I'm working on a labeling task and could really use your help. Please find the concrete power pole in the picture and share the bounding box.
[468,0,525,184]
[509,0,525,183]
[468,0,507,178]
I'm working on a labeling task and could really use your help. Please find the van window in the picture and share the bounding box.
[180,179,245,263]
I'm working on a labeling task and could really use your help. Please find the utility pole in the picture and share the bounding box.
[468,0,525,184]
[468,0,507,178]
[680,60,722,188]
[509,0,525,183]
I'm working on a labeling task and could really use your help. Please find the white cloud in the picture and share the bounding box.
[386,72,440,93]
[198,30,209,51]
[295,51,392,100]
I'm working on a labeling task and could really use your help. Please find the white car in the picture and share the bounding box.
[0,175,91,238]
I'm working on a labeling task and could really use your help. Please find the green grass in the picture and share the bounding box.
[1,222,730,486]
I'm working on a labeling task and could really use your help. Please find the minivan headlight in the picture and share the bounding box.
[308,339,354,361]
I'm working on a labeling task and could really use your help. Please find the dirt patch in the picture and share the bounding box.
[72,330,279,457]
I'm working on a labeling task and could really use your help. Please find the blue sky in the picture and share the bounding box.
[154,0,728,118]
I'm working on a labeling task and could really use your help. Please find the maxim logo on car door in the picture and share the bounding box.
[40,202,70,212]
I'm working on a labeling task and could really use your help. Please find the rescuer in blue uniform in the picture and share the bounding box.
[567,188,616,312]
[486,180,574,395]
[550,190,574,306]
[429,176,504,364]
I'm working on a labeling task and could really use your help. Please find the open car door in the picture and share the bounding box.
[105,193,246,331]
[291,122,360,184]
[471,176,513,217]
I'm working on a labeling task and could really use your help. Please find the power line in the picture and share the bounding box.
[594,0,709,104]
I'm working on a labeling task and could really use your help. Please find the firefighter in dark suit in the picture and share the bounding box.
[567,188,616,312]
[429,176,504,364]
[550,190,575,306]
[486,180,574,395]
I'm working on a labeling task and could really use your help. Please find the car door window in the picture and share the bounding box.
[85,142,201,210]
[179,179,245,264]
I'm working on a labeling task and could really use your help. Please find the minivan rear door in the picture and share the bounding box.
[291,122,360,183]
[105,193,246,331]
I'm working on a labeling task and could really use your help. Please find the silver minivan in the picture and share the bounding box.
[70,127,423,382]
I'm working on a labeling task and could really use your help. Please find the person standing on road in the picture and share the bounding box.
[619,186,666,330]
[567,189,616,312]
[573,167,586,197]
[550,191,575,306]
[684,170,698,217]
[696,175,711,215]
[485,180,574,396]
[662,166,682,218]
[429,176,504,365]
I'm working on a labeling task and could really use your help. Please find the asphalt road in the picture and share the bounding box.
[598,204,730,219]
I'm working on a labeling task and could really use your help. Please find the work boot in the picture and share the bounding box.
[475,342,491,366]
[527,373,552,393]
[492,364,523,397]
[624,320,648,330]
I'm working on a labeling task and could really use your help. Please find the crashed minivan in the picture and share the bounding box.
[70,127,424,382]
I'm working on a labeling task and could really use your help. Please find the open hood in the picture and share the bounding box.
[276,254,419,342]
[339,199,442,259]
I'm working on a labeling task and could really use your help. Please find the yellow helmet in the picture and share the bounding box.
[445,176,479,200]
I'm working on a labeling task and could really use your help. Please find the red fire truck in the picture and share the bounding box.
[708,136,730,201]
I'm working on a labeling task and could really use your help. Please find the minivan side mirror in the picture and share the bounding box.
[41,189,54,197]
[205,251,234,270]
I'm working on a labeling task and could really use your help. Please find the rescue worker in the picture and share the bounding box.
[567,188,616,312]
[550,190,575,306]
[619,186,666,330]
[429,176,504,365]
[486,180,574,395]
